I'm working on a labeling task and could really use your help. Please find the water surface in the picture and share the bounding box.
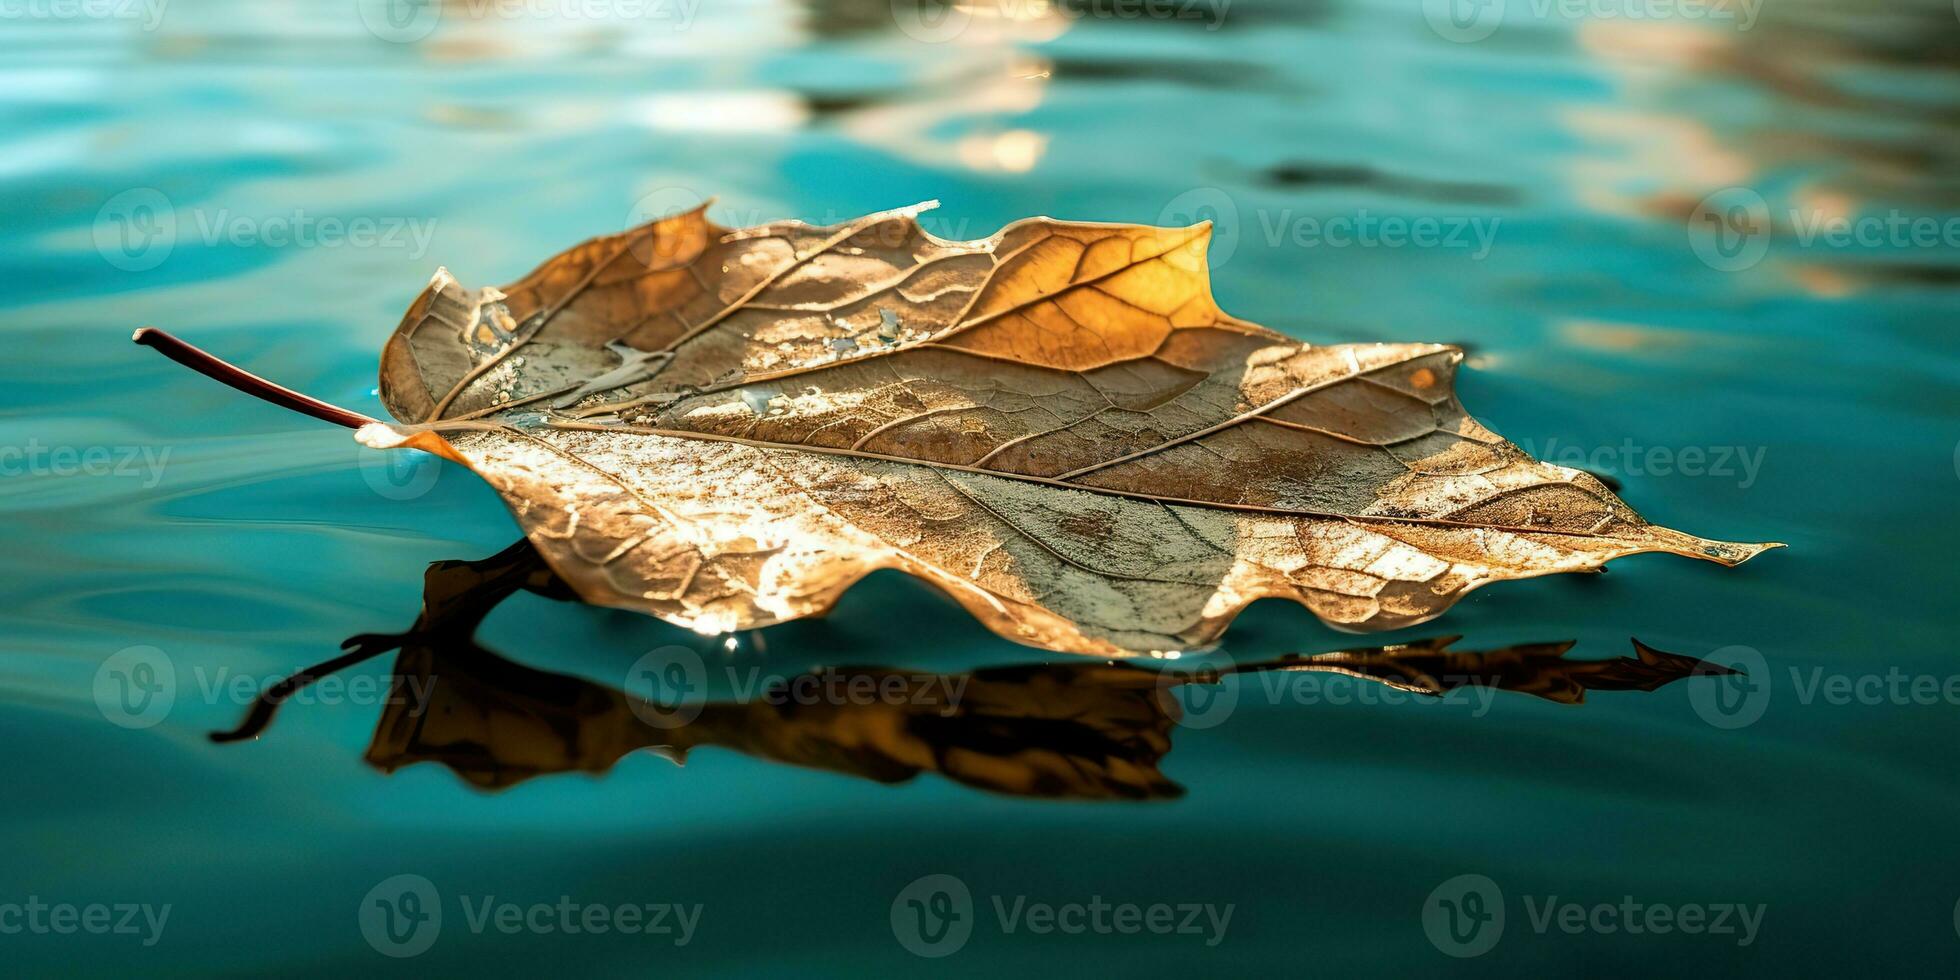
[4,0,1958,974]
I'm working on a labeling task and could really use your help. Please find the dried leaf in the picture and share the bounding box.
[367,202,1777,656]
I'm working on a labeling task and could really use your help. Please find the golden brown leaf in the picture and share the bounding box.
[366,202,1777,656]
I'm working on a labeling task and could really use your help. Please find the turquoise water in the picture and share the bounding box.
[4,0,1958,974]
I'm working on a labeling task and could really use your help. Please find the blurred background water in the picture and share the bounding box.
[3,0,1958,974]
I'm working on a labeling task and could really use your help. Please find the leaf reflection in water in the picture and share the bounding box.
[213,541,1737,801]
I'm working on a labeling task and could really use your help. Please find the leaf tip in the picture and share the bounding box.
[1698,538,1786,566]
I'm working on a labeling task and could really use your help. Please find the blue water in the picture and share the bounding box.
[4,0,1958,974]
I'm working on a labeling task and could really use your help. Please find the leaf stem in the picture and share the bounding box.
[132,327,377,429]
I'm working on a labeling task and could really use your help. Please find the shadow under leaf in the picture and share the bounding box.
[212,541,1738,801]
